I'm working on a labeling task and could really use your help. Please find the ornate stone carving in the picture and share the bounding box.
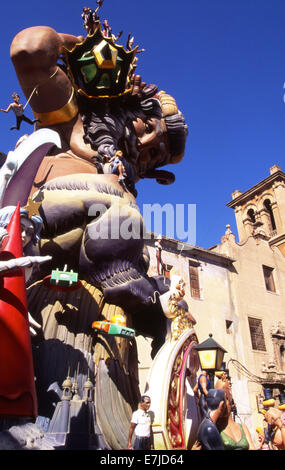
[271,322,285,338]
[260,322,285,383]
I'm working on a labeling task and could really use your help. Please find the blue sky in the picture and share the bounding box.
[1,1,285,248]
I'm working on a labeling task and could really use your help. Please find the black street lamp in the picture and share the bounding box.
[195,334,227,388]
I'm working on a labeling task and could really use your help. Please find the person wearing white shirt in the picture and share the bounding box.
[127,395,154,450]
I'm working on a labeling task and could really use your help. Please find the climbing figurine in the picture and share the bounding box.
[0,92,39,131]
[82,7,97,34]
[102,19,112,37]
[82,1,104,34]
[126,33,145,53]
[102,19,122,42]
[109,150,128,188]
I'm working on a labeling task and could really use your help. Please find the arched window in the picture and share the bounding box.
[247,208,256,223]
[264,199,276,231]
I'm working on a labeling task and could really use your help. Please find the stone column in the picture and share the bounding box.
[271,201,282,234]
[273,180,285,232]
[243,217,254,238]
[258,209,272,237]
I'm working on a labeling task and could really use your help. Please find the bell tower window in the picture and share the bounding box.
[247,209,256,223]
[264,199,276,232]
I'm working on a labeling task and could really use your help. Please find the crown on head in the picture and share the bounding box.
[64,23,138,100]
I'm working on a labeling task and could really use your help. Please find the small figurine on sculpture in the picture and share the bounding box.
[102,19,122,42]
[82,7,93,33]
[0,92,39,131]
[110,150,127,184]
[155,235,166,276]
[102,19,112,37]
[108,150,137,195]
[82,1,104,34]
[126,33,145,54]
[159,271,196,341]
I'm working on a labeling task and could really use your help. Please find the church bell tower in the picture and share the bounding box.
[227,165,285,256]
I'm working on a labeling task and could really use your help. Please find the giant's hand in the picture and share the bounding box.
[10,27,75,114]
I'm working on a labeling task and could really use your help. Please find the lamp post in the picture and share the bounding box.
[195,334,227,389]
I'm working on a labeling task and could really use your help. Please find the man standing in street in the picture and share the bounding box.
[127,395,154,450]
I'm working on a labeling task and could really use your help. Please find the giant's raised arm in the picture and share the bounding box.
[10,27,81,115]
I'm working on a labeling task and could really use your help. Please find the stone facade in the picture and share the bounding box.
[213,226,285,433]
[136,165,285,443]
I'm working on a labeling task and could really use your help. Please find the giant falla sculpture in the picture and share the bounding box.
[0,6,200,450]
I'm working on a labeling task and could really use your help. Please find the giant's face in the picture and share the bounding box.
[131,116,170,176]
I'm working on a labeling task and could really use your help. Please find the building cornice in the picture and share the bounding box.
[144,232,235,266]
[227,170,285,209]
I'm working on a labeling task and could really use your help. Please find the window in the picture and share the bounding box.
[248,317,266,351]
[247,208,256,223]
[263,265,276,292]
[225,320,233,334]
[189,263,200,299]
[264,199,276,232]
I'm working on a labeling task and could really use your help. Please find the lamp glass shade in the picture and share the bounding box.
[197,349,217,370]
[216,349,225,371]
[195,334,227,371]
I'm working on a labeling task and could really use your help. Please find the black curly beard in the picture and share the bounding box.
[79,88,162,161]
[80,96,130,155]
